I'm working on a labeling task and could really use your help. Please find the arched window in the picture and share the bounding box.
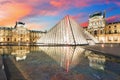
[14,38,16,41]
[109,30,111,34]
[100,30,102,34]
[94,30,97,35]
[7,38,9,41]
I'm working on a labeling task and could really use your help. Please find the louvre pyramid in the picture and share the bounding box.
[37,15,99,45]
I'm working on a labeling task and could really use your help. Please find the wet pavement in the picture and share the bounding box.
[0,56,7,80]
[2,55,26,80]
[83,44,120,57]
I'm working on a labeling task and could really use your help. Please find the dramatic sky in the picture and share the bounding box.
[0,0,120,31]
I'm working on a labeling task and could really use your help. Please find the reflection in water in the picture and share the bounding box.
[0,46,120,80]
[0,46,11,55]
[39,46,85,72]
[11,46,29,61]
[86,51,106,70]
[0,46,41,61]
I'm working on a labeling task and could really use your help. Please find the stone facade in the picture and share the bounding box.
[87,11,106,38]
[30,30,46,44]
[99,22,120,43]
[86,11,120,43]
[0,22,46,45]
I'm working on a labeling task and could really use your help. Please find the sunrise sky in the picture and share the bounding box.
[0,0,120,31]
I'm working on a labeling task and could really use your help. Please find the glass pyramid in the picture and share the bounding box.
[37,15,99,45]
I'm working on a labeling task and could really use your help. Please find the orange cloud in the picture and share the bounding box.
[0,2,32,27]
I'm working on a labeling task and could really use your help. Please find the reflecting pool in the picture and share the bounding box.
[0,46,120,80]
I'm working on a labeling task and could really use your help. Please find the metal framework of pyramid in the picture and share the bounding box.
[37,15,99,45]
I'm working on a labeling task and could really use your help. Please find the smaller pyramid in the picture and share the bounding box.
[37,15,99,45]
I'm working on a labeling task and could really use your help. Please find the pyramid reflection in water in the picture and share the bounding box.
[39,46,85,72]
[37,15,99,45]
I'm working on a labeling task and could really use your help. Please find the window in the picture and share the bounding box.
[114,30,117,33]
[14,38,16,41]
[108,37,111,41]
[104,31,106,34]
[114,37,118,41]
[94,22,96,25]
[3,38,5,41]
[21,38,22,41]
[99,21,100,24]
[94,30,97,35]
[109,30,111,34]
[100,30,102,34]
[7,38,9,41]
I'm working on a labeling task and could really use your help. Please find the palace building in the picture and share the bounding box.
[30,30,47,44]
[87,11,106,38]
[99,22,120,43]
[86,11,120,43]
[0,22,46,45]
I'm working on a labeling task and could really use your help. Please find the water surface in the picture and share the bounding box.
[0,46,120,80]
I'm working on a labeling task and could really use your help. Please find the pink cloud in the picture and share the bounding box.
[74,0,90,7]
[50,0,76,9]
[50,0,120,10]
[106,15,120,23]
[39,10,59,16]
[50,0,108,9]
[50,0,63,8]
[80,21,88,27]
[71,13,86,21]
[115,1,120,6]
[72,14,83,20]
[104,0,120,6]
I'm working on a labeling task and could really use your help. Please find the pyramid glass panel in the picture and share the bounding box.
[37,15,99,45]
